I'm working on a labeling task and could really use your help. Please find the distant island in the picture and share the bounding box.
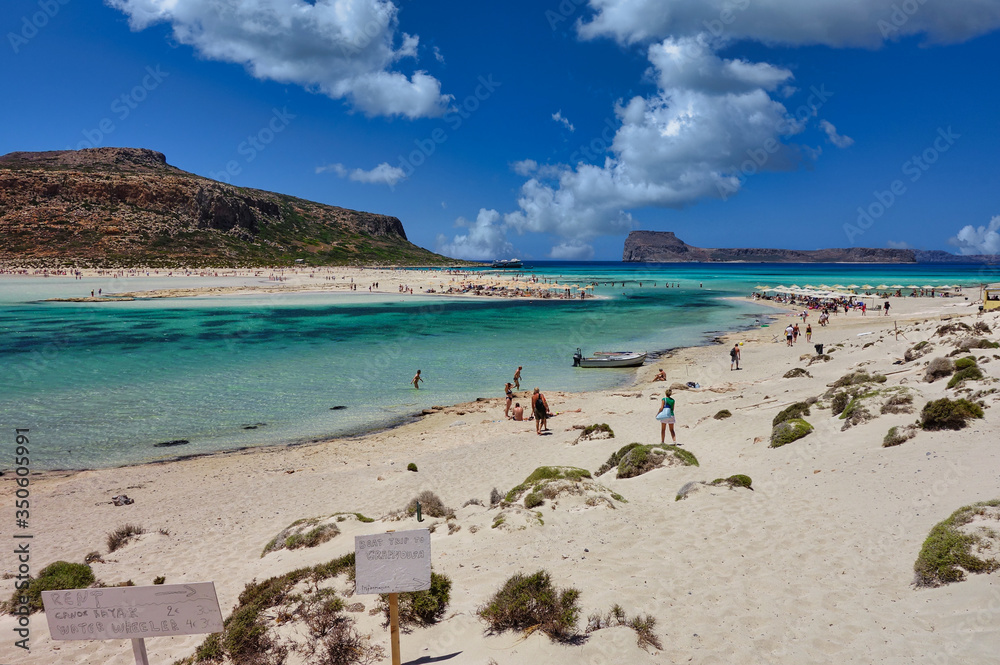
[622,230,997,264]
[0,147,461,267]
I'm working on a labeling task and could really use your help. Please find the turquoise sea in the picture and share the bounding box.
[0,262,991,470]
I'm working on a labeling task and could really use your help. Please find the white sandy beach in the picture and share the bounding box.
[2,294,999,664]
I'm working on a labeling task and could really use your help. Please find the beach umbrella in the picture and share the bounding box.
[861,284,874,289]
[846,284,860,289]
[790,284,801,288]
[907,285,919,289]
[832,284,846,289]
[890,284,904,289]
[876,284,889,289]
[755,285,769,290]
[922,285,936,289]
[774,285,788,290]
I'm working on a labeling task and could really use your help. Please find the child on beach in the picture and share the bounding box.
[411,370,423,389]
[656,389,677,444]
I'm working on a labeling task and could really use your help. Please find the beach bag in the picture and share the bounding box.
[656,400,674,421]
[730,348,737,359]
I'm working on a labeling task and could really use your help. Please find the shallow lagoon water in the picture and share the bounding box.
[0,262,986,469]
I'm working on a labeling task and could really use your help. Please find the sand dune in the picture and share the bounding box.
[2,295,998,664]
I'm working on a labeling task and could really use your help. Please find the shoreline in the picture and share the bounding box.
[11,297,784,477]
[2,291,998,664]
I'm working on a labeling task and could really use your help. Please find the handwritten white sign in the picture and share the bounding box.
[41,582,224,641]
[354,529,431,595]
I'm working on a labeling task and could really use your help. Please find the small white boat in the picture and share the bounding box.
[491,259,523,269]
[573,348,647,368]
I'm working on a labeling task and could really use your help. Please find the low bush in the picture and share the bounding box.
[883,426,917,447]
[772,401,811,427]
[406,491,454,519]
[830,391,851,416]
[505,467,591,503]
[710,475,753,490]
[586,604,663,651]
[832,371,887,388]
[880,392,915,415]
[107,524,145,553]
[407,462,418,472]
[935,322,972,336]
[579,423,614,440]
[713,409,732,420]
[919,398,984,431]
[954,356,978,371]
[262,518,341,557]
[770,418,813,448]
[599,444,698,479]
[596,443,642,476]
[477,570,581,641]
[4,561,95,614]
[377,572,452,629]
[972,321,991,334]
[924,357,955,382]
[783,368,810,378]
[947,366,984,389]
[524,492,544,509]
[914,500,1000,587]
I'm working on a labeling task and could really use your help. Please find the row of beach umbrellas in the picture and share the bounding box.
[756,284,956,291]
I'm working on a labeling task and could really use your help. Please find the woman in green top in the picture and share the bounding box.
[655,389,677,444]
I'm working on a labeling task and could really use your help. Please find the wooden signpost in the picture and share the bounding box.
[355,528,431,665]
[41,582,224,665]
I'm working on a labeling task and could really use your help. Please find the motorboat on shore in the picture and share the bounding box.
[573,348,647,368]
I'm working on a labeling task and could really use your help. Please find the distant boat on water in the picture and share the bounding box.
[491,259,523,269]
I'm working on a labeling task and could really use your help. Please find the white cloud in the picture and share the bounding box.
[317,161,406,186]
[511,159,538,176]
[502,40,803,243]
[819,120,854,148]
[433,46,445,63]
[886,240,913,249]
[549,240,595,260]
[106,0,452,119]
[552,110,576,132]
[948,215,1000,255]
[436,209,516,260]
[578,0,1000,47]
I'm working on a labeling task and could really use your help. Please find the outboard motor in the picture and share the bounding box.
[573,348,583,367]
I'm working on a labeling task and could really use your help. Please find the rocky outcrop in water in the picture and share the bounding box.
[622,231,917,263]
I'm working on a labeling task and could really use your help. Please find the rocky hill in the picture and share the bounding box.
[0,148,457,267]
[622,231,917,263]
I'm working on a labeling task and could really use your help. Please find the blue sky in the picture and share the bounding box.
[3,0,999,260]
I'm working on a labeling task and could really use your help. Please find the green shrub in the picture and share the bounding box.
[5,561,95,614]
[524,492,544,509]
[378,572,452,629]
[477,571,581,641]
[107,524,145,553]
[924,357,955,382]
[153,576,166,585]
[914,500,1000,586]
[880,392,914,414]
[883,426,916,447]
[770,418,813,448]
[407,462,418,472]
[713,409,732,420]
[505,467,591,502]
[783,368,810,378]
[710,475,753,490]
[772,401,811,427]
[954,356,978,371]
[830,391,850,416]
[580,423,614,438]
[919,398,985,431]
[832,371,887,388]
[947,366,984,389]
[596,443,642,476]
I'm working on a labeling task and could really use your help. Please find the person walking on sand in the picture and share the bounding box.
[531,388,549,435]
[513,366,522,390]
[792,324,800,344]
[504,382,514,418]
[656,389,677,444]
[805,323,812,342]
[785,324,794,347]
[411,370,423,389]
[884,300,891,316]
[730,343,741,370]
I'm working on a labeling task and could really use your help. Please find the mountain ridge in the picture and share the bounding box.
[0,147,459,267]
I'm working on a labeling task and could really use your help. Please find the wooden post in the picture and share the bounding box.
[131,638,150,665]
[389,592,401,665]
